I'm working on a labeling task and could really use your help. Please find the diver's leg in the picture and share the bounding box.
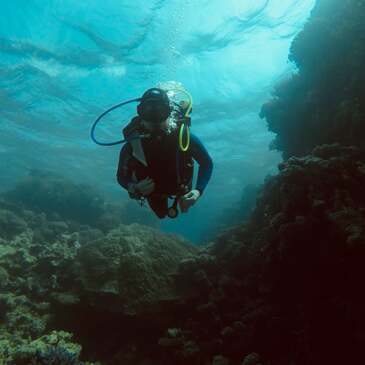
[147,194,168,218]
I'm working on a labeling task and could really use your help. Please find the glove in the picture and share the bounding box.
[179,189,201,213]
[128,177,155,199]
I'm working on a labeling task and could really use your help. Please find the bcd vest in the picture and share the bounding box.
[123,117,193,195]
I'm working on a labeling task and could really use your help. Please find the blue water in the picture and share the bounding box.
[0,0,315,242]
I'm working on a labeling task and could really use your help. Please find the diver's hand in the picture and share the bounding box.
[131,177,155,197]
[179,189,201,213]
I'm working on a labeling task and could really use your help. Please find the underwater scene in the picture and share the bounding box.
[1,0,365,364]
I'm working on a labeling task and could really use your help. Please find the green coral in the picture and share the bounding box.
[0,293,48,340]
[0,330,99,365]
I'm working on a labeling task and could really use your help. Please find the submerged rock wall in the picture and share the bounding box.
[156,144,365,365]
[154,0,365,363]
[260,0,365,159]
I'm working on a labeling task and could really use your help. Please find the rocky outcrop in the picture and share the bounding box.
[3,170,157,232]
[260,0,365,159]
[4,145,365,364]
[2,153,365,365]
[74,224,198,315]
[158,144,365,365]
[0,195,198,364]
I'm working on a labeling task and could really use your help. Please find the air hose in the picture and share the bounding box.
[90,98,141,146]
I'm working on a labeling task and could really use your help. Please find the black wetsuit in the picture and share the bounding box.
[117,127,213,218]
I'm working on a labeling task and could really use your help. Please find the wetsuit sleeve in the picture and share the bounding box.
[189,133,213,195]
[116,143,133,190]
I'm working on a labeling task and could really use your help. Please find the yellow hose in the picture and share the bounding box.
[174,87,193,117]
[179,124,190,152]
[173,86,192,151]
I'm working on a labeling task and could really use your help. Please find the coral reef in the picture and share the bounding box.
[0,204,99,364]
[2,150,365,364]
[0,191,198,364]
[156,144,365,364]
[75,224,197,314]
[3,170,157,232]
[4,170,105,227]
[0,330,98,365]
[260,0,365,159]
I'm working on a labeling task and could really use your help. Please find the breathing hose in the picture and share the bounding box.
[90,98,141,146]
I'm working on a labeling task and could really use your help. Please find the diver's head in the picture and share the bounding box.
[137,88,171,129]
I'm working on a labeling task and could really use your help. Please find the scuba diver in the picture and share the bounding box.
[116,87,213,219]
